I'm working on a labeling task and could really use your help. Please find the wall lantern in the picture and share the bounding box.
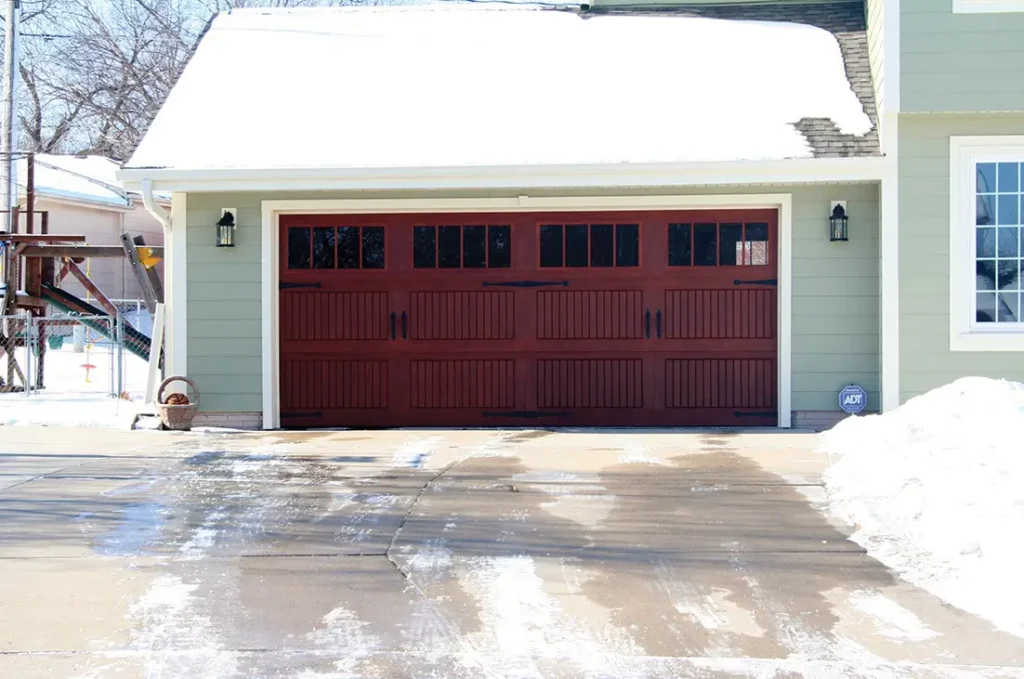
[829,201,849,242]
[216,208,237,248]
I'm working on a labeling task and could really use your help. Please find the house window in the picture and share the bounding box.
[950,137,1024,351]
[953,0,1024,13]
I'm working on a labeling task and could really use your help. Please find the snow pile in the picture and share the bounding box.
[820,377,1024,637]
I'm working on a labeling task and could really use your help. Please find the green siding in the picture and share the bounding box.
[185,184,880,416]
[898,114,1024,402]
[590,0,803,5]
[901,0,1024,113]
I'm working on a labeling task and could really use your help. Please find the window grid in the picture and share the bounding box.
[286,226,386,270]
[413,225,512,269]
[667,222,770,267]
[975,161,1024,324]
[538,223,640,268]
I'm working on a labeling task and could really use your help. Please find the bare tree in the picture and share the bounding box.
[10,0,361,159]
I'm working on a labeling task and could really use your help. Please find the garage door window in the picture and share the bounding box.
[287,226,385,270]
[539,223,639,268]
[668,222,769,267]
[414,225,511,268]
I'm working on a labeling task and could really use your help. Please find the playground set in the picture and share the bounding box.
[0,154,164,396]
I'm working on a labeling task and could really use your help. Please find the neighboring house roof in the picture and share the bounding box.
[16,154,172,209]
[18,155,132,209]
[125,4,877,174]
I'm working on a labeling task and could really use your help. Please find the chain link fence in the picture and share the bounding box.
[1,312,152,399]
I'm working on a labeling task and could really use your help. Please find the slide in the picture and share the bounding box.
[40,283,152,361]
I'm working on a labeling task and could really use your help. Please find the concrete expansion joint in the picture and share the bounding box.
[382,450,505,679]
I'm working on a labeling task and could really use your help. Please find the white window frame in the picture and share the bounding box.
[949,136,1024,351]
[953,0,1024,13]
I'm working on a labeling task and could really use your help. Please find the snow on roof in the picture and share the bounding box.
[126,6,873,173]
[17,155,131,208]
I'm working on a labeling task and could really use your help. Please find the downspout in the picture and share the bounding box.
[139,177,173,401]
[141,178,170,230]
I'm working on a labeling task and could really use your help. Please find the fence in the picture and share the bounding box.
[0,312,151,400]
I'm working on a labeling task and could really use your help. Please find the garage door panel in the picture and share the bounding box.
[664,357,776,409]
[663,289,776,341]
[408,290,515,341]
[281,357,389,410]
[281,290,390,342]
[409,358,517,409]
[536,357,644,409]
[536,289,644,340]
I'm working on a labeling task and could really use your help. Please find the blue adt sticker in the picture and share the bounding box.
[839,385,868,414]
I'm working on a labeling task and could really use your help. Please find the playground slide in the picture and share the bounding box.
[40,283,152,362]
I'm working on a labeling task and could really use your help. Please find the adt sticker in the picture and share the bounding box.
[839,385,868,414]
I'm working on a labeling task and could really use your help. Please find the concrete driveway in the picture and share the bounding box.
[2,427,1024,679]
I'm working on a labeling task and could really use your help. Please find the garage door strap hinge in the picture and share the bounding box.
[733,278,777,286]
[733,410,777,418]
[280,282,322,290]
[483,410,570,419]
[482,280,569,288]
[281,411,323,419]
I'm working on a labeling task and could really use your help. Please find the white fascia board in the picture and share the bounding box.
[117,157,886,193]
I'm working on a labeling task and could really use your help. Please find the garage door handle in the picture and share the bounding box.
[656,310,662,339]
[390,312,397,340]
[401,311,408,340]
[644,310,651,339]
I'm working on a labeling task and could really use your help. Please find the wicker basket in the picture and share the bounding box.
[157,376,200,431]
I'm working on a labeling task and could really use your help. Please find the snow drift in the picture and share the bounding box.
[821,377,1024,637]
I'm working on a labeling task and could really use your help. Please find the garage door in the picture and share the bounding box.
[279,210,777,428]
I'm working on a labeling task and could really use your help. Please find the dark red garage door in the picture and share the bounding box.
[279,210,777,428]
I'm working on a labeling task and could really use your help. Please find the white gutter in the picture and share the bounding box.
[141,178,170,229]
[118,156,887,194]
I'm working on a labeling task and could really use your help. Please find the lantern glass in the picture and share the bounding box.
[216,214,236,247]
[829,204,849,242]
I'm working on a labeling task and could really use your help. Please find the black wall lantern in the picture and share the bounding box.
[829,201,849,242]
[216,208,237,247]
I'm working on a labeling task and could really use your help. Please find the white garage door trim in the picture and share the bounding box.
[260,194,794,430]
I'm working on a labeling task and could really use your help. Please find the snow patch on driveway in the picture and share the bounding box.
[848,591,939,643]
[129,575,238,678]
[821,377,1024,637]
[460,555,644,678]
[391,436,442,468]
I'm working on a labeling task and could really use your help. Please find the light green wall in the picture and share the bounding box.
[866,0,885,113]
[901,0,1024,113]
[185,183,880,415]
[589,0,809,5]
[898,114,1024,402]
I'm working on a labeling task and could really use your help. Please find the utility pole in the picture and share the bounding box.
[0,0,19,235]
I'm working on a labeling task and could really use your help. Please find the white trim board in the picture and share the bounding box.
[948,136,1024,351]
[121,157,885,194]
[168,193,188,377]
[260,194,794,430]
[953,0,1024,13]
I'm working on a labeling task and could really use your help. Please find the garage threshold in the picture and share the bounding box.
[278,426,816,434]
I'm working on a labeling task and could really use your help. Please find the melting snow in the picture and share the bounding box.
[848,591,939,643]
[129,575,238,678]
[821,377,1024,637]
